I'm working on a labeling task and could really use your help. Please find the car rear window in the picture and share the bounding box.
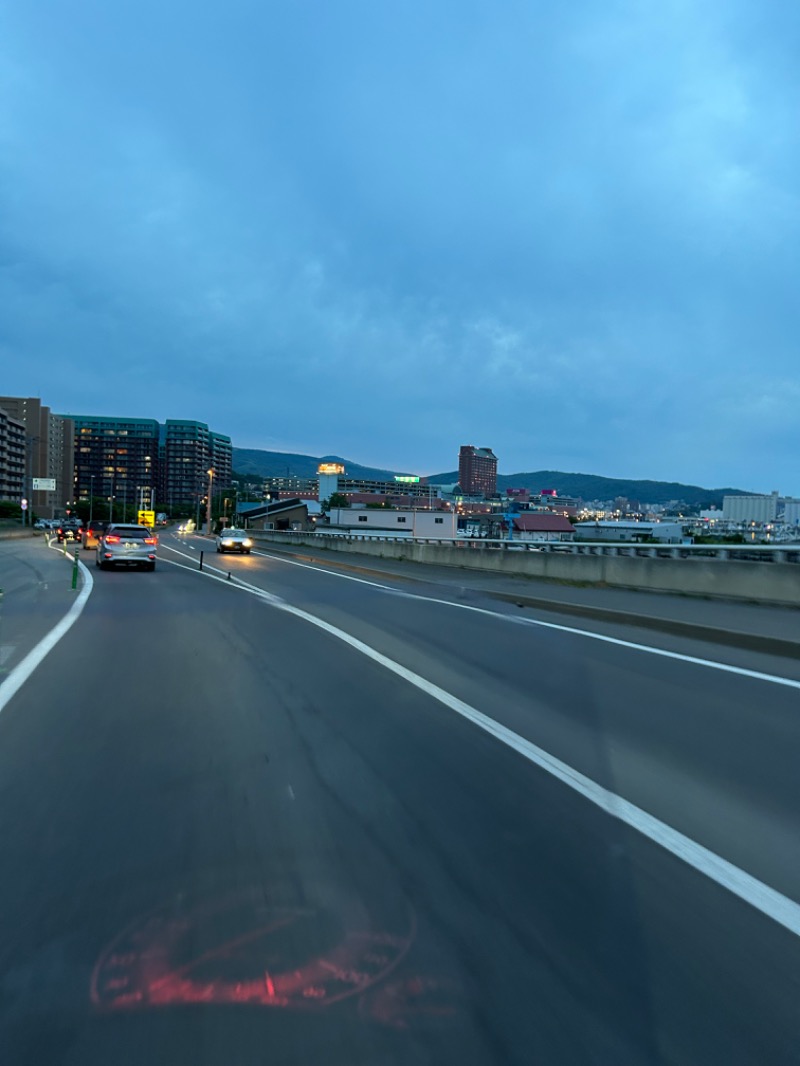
[109,527,150,538]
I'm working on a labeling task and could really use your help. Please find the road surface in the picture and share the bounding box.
[0,533,798,1065]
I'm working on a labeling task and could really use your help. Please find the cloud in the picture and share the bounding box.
[0,1,799,490]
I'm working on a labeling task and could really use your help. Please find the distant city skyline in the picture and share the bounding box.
[2,3,798,494]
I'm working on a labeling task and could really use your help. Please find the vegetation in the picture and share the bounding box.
[0,501,23,522]
[320,492,350,512]
[693,533,746,545]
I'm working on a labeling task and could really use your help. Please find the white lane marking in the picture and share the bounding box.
[250,549,399,591]
[0,550,94,714]
[160,542,231,580]
[251,550,800,690]
[158,554,800,937]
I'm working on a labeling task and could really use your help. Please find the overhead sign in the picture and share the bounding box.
[137,510,156,527]
[318,463,345,475]
[32,477,56,491]
[394,476,420,483]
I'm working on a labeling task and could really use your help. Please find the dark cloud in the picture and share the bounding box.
[1,0,798,490]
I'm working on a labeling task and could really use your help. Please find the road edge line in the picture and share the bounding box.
[0,553,94,715]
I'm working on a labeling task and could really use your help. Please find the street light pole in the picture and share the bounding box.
[206,469,214,536]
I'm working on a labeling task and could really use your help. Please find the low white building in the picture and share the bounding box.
[326,508,457,539]
[573,520,685,544]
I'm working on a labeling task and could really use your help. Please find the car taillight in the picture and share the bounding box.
[105,535,121,543]
[144,537,156,544]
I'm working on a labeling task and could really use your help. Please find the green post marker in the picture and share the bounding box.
[72,549,79,590]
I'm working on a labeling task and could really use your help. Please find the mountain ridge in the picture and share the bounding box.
[232,448,749,507]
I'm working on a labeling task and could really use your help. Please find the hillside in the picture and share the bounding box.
[233,448,748,508]
[232,448,411,482]
[429,470,749,507]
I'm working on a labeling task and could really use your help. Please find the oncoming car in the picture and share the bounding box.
[216,529,253,554]
[96,524,157,570]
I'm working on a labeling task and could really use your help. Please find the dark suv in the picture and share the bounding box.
[57,520,83,543]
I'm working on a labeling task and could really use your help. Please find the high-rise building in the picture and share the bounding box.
[458,445,498,497]
[163,420,211,512]
[0,405,26,502]
[68,415,160,512]
[57,415,233,515]
[0,395,75,514]
[210,432,233,490]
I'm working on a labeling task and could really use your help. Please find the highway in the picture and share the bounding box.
[0,532,798,1065]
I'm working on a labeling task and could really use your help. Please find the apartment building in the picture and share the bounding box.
[0,395,75,514]
[0,405,26,502]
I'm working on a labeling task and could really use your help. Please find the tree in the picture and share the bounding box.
[321,492,350,512]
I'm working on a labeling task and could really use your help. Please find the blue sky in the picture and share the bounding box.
[1,1,798,490]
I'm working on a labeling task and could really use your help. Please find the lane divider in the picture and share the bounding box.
[157,550,800,938]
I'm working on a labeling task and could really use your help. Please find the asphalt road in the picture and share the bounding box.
[0,533,798,1065]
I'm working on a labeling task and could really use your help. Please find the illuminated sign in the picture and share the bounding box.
[393,476,420,483]
[317,463,345,475]
[138,510,156,527]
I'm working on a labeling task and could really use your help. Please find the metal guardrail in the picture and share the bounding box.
[248,530,800,564]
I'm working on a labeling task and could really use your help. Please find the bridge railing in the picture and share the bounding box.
[246,530,800,564]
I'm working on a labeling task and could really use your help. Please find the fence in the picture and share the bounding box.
[245,530,800,606]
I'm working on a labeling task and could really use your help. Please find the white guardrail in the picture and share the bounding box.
[249,530,800,564]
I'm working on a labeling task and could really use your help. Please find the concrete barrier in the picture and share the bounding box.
[0,528,37,541]
[248,531,800,607]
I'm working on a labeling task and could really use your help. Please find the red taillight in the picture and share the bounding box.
[105,535,121,543]
[143,536,156,545]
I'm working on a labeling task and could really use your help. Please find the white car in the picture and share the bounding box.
[216,529,253,554]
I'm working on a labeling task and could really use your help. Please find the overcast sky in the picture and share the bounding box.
[1,1,798,490]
